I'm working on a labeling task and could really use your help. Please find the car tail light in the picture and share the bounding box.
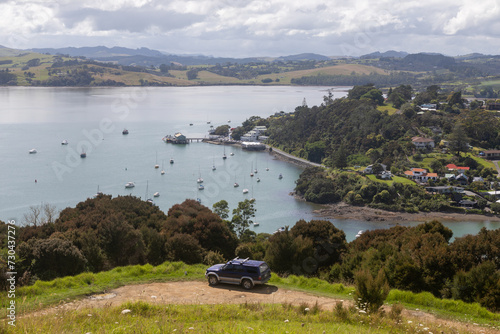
[258,276,261,280]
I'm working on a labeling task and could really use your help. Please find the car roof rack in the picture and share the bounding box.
[241,258,250,263]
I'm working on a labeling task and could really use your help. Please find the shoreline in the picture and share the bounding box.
[313,201,500,223]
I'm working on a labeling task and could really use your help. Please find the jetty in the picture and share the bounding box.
[163,132,205,144]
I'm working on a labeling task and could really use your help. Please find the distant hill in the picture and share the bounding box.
[401,53,456,69]
[0,45,29,57]
[29,46,165,58]
[360,50,408,59]
[275,53,331,61]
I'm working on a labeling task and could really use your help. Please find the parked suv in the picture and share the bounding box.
[205,257,271,290]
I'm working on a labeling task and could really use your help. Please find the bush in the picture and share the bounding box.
[203,250,225,266]
[353,268,390,313]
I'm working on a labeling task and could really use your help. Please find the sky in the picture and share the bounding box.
[1,0,500,58]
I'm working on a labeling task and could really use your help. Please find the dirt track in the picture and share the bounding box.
[30,281,498,333]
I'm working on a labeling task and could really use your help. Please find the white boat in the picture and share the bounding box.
[125,182,135,188]
[234,182,239,187]
[253,222,260,227]
[154,151,159,169]
[242,188,249,194]
[266,167,269,171]
[230,152,234,156]
[355,230,364,238]
[274,227,285,234]
[61,140,68,145]
[222,146,227,159]
[197,177,204,183]
[29,149,37,154]
[198,184,204,190]
[161,160,166,175]
[256,178,261,182]
[227,120,231,123]
[122,129,129,135]
[153,192,160,197]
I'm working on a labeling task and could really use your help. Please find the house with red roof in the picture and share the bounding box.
[404,168,438,183]
[446,164,470,174]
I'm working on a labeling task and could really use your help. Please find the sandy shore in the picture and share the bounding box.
[313,201,500,223]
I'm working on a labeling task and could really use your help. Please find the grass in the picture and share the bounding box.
[9,301,426,334]
[0,262,206,316]
[366,174,416,185]
[377,103,399,115]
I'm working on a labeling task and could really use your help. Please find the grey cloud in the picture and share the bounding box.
[59,7,204,33]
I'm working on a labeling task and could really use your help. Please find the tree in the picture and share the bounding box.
[333,145,348,169]
[213,200,230,220]
[448,123,469,156]
[214,125,230,136]
[231,199,256,238]
[353,268,390,313]
[305,140,326,163]
[30,238,87,281]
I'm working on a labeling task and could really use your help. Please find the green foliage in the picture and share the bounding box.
[354,268,390,313]
[231,199,256,238]
[23,238,87,281]
[203,250,225,266]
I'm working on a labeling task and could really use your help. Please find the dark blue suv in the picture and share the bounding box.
[205,257,271,290]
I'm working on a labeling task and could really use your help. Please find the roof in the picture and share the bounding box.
[446,164,457,169]
[456,166,470,170]
[426,173,438,177]
[412,136,434,143]
[404,171,414,176]
[483,150,500,154]
[411,168,426,172]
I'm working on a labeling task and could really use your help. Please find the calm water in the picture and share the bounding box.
[1,86,499,241]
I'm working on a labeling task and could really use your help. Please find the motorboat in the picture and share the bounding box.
[61,140,68,145]
[197,177,204,183]
[234,182,239,187]
[161,169,165,175]
[212,165,216,171]
[253,222,260,227]
[242,188,249,194]
[198,184,204,190]
[170,158,174,164]
[230,152,234,156]
[274,227,285,234]
[278,173,283,179]
[256,178,261,182]
[122,129,129,135]
[125,182,135,188]
[355,230,364,238]
[29,149,37,154]
[153,192,160,197]
[80,151,86,158]
[189,123,193,126]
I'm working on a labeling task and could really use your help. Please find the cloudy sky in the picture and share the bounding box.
[1,0,499,57]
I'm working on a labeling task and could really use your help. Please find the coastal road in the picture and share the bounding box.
[268,145,325,168]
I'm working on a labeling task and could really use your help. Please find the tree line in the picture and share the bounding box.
[1,195,498,311]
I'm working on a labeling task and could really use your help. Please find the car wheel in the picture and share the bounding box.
[242,279,253,290]
[208,275,219,286]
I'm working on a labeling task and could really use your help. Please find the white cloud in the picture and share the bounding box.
[1,0,500,56]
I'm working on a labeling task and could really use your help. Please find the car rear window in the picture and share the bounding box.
[259,263,270,273]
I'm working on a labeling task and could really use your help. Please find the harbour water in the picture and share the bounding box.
[1,86,499,241]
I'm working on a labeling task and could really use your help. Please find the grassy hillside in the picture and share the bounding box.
[0,51,389,87]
